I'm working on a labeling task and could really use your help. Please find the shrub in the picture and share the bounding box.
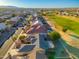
[12,36,17,41]
[19,35,26,40]
[62,26,68,32]
[48,31,61,41]
[46,48,55,59]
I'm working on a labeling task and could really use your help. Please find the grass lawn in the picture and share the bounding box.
[48,15,79,35]
[45,49,55,59]
[57,15,79,23]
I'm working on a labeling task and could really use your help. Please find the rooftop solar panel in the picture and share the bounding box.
[19,45,35,52]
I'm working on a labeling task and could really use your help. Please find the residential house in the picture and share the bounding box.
[0,23,7,31]
[26,20,47,34]
[0,23,7,36]
[7,16,25,27]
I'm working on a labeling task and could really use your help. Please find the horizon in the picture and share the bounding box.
[0,5,79,9]
[0,0,79,8]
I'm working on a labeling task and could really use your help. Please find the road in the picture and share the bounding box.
[0,28,15,47]
[3,28,23,59]
[2,16,31,59]
[0,28,22,59]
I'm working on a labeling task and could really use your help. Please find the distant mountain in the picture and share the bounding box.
[0,6,19,8]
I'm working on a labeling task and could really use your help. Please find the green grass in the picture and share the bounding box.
[48,15,79,35]
[46,49,55,59]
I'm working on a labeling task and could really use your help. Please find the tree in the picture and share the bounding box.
[12,14,16,17]
[62,26,68,32]
[19,35,26,40]
[45,48,55,59]
[5,20,12,27]
[48,31,61,41]
[19,35,26,43]
[12,36,17,41]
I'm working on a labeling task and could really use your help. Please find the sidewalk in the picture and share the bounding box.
[3,28,23,59]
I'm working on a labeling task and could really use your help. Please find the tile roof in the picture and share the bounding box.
[26,20,47,34]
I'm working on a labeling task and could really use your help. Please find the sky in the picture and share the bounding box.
[0,0,79,8]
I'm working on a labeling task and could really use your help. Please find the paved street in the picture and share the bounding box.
[0,28,15,47]
[0,28,22,58]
